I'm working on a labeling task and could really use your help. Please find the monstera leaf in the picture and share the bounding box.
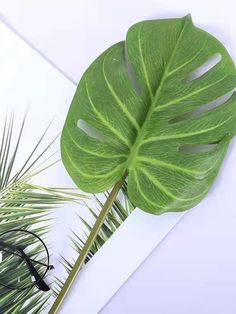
[61,15,236,215]
[50,15,236,313]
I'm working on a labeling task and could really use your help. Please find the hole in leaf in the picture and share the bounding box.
[170,90,234,124]
[186,53,222,83]
[77,119,108,142]
[179,143,218,155]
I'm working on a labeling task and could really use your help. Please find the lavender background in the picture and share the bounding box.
[0,1,236,313]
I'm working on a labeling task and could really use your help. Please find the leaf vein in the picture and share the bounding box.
[64,126,127,159]
[102,55,140,131]
[63,147,126,179]
[143,116,232,144]
[141,168,202,202]
[85,79,131,147]
[155,76,227,111]
[138,27,153,99]
[166,39,207,77]
[133,171,163,209]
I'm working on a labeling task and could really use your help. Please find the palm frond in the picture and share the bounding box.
[0,114,134,312]
[54,184,134,297]
[0,115,84,313]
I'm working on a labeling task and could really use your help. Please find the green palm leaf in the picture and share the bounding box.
[52,15,236,313]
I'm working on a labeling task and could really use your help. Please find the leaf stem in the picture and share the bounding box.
[49,173,127,314]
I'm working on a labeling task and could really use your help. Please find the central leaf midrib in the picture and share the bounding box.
[126,17,188,171]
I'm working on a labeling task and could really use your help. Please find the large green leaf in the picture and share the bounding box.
[61,15,236,214]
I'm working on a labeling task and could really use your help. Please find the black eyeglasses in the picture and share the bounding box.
[0,229,54,291]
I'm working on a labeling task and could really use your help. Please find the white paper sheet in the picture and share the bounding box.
[60,210,185,314]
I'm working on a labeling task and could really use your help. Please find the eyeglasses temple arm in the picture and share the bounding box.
[0,240,51,291]
[18,249,50,292]
[0,251,50,310]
